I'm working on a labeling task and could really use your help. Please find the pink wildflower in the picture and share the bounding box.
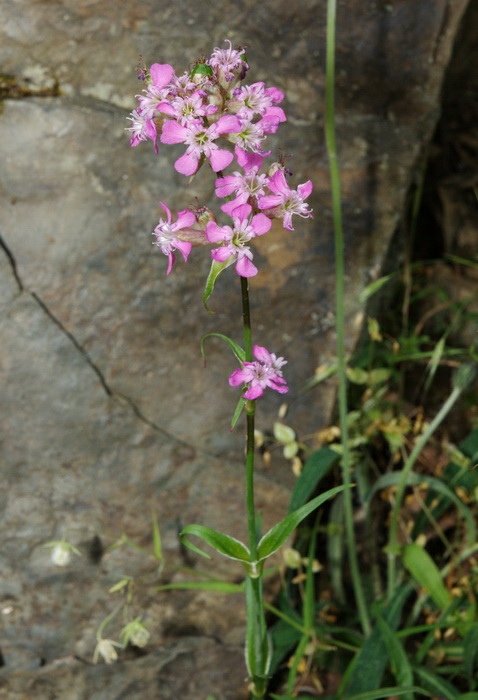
[215,150,269,215]
[152,202,196,275]
[231,82,286,124]
[206,204,271,277]
[207,40,249,86]
[160,114,241,176]
[258,169,314,230]
[127,63,175,152]
[229,345,288,400]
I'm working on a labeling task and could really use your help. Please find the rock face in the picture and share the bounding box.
[0,0,471,697]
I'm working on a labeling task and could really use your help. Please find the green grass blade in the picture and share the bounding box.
[344,584,413,695]
[375,614,413,698]
[403,542,452,611]
[413,665,459,699]
[346,688,430,700]
[464,624,478,684]
[151,510,163,562]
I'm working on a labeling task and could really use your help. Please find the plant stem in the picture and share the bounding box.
[240,275,268,697]
[325,0,371,636]
[241,275,253,362]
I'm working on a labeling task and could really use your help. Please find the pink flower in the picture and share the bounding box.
[126,109,158,149]
[156,91,218,124]
[127,63,175,152]
[258,169,314,230]
[206,204,271,277]
[207,40,249,86]
[229,345,288,400]
[215,150,269,215]
[160,114,241,176]
[152,202,196,274]
[231,82,286,124]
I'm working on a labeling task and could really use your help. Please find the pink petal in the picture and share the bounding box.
[215,114,242,135]
[252,345,271,363]
[229,368,249,387]
[231,203,252,221]
[298,180,313,199]
[166,252,175,275]
[157,101,177,117]
[258,194,282,210]
[209,148,234,172]
[150,63,174,88]
[250,213,272,236]
[174,239,192,262]
[221,195,248,216]
[206,222,230,243]
[243,384,264,400]
[235,146,265,171]
[159,202,172,223]
[176,209,196,229]
[268,169,289,195]
[269,379,289,394]
[160,120,188,144]
[215,175,238,198]
[236,255,258,277]
[174,151,198,176]
[211,247,233,263]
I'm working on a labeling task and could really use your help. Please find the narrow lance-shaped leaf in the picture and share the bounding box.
[200,332,245,365]
[403,542,452,611]
[203,258,230,312]
[180,524,251,564]
[230,396,247,430]
[257,485,346,563]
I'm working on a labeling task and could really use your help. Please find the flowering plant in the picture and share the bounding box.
[127,40,343,698]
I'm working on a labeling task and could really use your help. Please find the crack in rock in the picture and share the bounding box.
[0,235,200,451]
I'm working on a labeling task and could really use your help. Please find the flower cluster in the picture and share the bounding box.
[127,41,313,278]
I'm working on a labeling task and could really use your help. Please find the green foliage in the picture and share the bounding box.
[269,260,478,697]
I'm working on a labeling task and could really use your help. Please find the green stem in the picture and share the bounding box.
[240,275,269,697]
[241,275,253,361]
[246,409,258,559]
[386,383,463,600]
[325,0,371,636]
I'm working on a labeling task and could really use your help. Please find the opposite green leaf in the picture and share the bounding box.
[180,524,251,564]
[257,485,346,563]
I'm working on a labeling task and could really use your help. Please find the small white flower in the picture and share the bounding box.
[93,638,122,664]
[121,618,150,648]
[51,543,72,567]
[43,539,81,567]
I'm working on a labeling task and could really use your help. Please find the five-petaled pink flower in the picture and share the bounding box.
[229,345,288,400]
[160,114,241,176]
[258,169,313,230]
[206,204,271,277]
[152,202,196,275]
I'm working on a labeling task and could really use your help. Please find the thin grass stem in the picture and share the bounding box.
[325,0,371,637]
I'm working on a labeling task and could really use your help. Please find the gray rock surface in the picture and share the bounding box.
[0,0,471,697]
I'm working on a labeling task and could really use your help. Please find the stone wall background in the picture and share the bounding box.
[0,1,471,697]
